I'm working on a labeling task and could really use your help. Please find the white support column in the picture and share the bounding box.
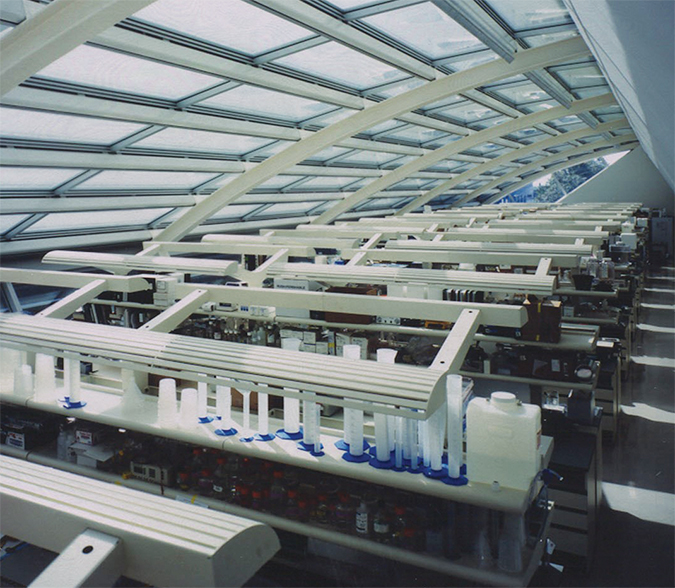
[429,308,482,373]
[140,289,210,333]
[30,529,124,588]
[535,257,553,277]
[346,232,382,267]
[37,279,108,319]
[0,0,156,97]
[154,37,590,242]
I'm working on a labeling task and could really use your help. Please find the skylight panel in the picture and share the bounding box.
[573,86,611,100]
[446,51,499,72]
[310,108,358,126]
[36,46,222,100]
[257,201,320,216]
[523,29,578,48]
[358,197,405,210]
[335,150,400,166]
[0,167,85,190]
[550,64,605,89]
[376,77,426,98]
[484,0,572,31]
[72,170,219,190]
[299,176,364,189]
[471,115,511,130]
[360,120,406,136]
[363,2,486,59]
[255,175,306,190]
[309,200,338,214]
[437,101,500,123]
[130,128,273,155]
[274,41,406,90]
[200,84,334,122]
[252,141,294,158]
[23,208,172,233]
[423,94,466,112]
[133,0,313,56]
[305,146,352,162]
[390,178,434,190]
[0,107,146,145]
[0,214,30,235]
[326,0,380,10]
[509,127,544,140]
[383,125,451,144]
[490,82,551,105]
[211,203,265,221]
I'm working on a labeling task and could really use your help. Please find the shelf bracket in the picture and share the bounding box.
[430,308,482,373]
[140,289,210,333]
[37,279,108,320]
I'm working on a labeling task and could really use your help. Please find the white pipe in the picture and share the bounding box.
[375,348,396,461]
[395,416,404,469]
[342,345,362,449]
[314,403,322,453]
[447,374,463,479]
[258,384,270,436]
[241,390,252,434]
[197,379,209,419]
[428,405,446,472]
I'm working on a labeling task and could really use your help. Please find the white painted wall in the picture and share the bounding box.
[565,0,674,190]
[559,147,674,214]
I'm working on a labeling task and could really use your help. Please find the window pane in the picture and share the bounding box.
[360,119,406,136]
[363,2,485,59]
[253,140,294,158]
[255,175,306,190]
[274,41,406,90]
[484,0,572,31]
[305,146,352,162]
[134,0,313,55]
[524,29,578,48]
[0,167,85,190]
[73,170,218,190]
[325,0,374,9]
[446,50,499,72]
[0,214,30,234]
[310,108,358,126]
[200,84,334,122]
[471,115,511,130]
[384,125,451,144]
[437,101,500,123]
[335,150,400,166]
[257,201,320,215]
[211,203,265,221]
[23,208,172,233]
[376,77,426,98]
[131,127,273,155]
[573,86,611,99]
[0,107,145,145]
[358,197,404,210]
[551,64,605,89]
[299,176,364,189]
[491,82,551,105]
[36,45,221,100]
[509,127,545,140]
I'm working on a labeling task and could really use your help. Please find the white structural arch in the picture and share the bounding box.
[0,0,155,97]
[311,93,616,224]
[480,143,639,206]
[155,36,590,242]
[395,119,631,215]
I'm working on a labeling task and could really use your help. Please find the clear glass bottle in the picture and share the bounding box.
[373,500,391,543]
[355,500,371,538]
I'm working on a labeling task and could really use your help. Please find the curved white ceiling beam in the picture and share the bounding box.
[156,36,590,242]
[395,117,628,215]
[481,142,639,205]
[452,134,635,208]
[0,0,155,97]
[312,93,616,223]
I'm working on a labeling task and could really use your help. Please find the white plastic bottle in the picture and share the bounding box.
[466,392,541,491]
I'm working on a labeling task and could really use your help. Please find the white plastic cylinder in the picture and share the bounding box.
[314,403,322,453]
[374,411,389,462]
[376,348,397,364]
[197,380,209,419]
[409,417,419,470]
[395,416,404,469]
[281,337,302,434]
[447,374,463,479]
[387,415,396,451]
[158,378,178,426]
[179,388,198,427]
[342,345,361,447]
[343,344,361,360]
[14,364,33,398]
[64,358,81,402]
[303,398,317,446]
[428,404,446,472]
[216,383,232,426]
[241,390,251,433]
[258,385,269,436]
[34,354,55,402]
[349,409,364,457]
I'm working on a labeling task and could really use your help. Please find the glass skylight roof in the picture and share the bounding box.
[335,150,400,166]
[36,46,222,100]
[210,203,265,221]
[255,175,307,190]
[0,167,85,190]
[305,146,353,162]
[130,128,273,155]
[363,2,486,59]
[376,77,427,99]
[23,208,172,233]
[550,64,606,89]
[438,101,500,123]
[490,82,551,105]
[0,107,145,145]
[133,0,314,56]
[484,0,572,31]
[274,41,407,90]
[258,201,320,216]
[326,0,380,10]
[383,126,452,144]
[299,176,364,190]
[200,84,334,122]
[72,171,219,190]
[0,214,29,234]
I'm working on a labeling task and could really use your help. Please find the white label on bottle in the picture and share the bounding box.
[374,522,389,534]
[7,431,25,449]
[356,512,369,534]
